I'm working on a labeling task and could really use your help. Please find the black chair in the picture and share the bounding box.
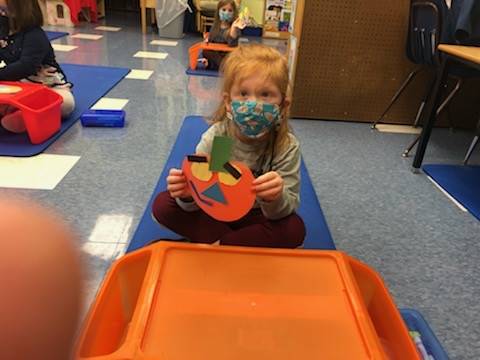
[372,0,452,131]
[463,121,479,164]
[404,0,480,159]
[373,0,480,161]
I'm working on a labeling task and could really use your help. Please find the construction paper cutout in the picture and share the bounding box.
[183,157,255,222]
[202,182,227,204]
[189,180,213,206]
[219,163,242,186]
[191,162,213,182]
[223,162,241,179]
[187,155,208,162]
[210,136,233,172]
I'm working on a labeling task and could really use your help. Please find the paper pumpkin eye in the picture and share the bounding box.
[219,164,242,186]
[191,162,212,182]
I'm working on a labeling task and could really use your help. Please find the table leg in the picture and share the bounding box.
[412,56,450,170]
[141,4,147,34]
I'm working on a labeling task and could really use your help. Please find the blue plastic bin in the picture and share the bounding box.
[80,110,125,127]
[242,26,262,37]
[400,308,449,359]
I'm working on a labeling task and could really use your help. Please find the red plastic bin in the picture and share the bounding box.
[0,82,62,144]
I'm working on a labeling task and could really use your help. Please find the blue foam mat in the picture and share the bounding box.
[46,31,69,41]
[0,63,130,157]
[400,308,449,359]
[186,67,220,78]
[127,116,335,252]
[423,164,480,221]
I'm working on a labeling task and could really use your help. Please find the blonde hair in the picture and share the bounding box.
[212,43,292,153]
[209,0,239,41]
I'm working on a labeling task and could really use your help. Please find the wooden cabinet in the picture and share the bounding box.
[139,0,156,34]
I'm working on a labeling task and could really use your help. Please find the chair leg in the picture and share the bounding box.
[372,68,421,129]
[141,4,147,34]
[412,71,438,127]
[463,136,479,165]
[413,100,426,128]
[402,134,421,157]
[201,15,207,33]
[435,77,462,117]
[196,12,201,32]
[403,77,463,157]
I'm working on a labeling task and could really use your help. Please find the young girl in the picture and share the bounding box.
[198,0,246,71]
[153,44,305,248]
[0,0,75,133]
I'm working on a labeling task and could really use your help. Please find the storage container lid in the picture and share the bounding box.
[139,246,385,359]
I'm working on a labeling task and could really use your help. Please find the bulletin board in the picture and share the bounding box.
[263,0,292,39]
[290,0,430,123]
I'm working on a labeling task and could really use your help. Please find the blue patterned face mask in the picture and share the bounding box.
[219,10,233,22]
[231,100,281,139]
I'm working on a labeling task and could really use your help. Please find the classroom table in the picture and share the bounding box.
[413,44,480,170]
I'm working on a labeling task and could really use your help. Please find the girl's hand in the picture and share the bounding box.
[167,168,192,199]
[203,32,209,43]
[253,171,284,202]
[232,17,247,30]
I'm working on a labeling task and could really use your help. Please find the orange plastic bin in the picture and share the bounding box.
[189,42,236,70]
[0,82,62,144]
[76,243,420,360]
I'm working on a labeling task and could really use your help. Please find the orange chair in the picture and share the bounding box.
[189,41,236,70]
[75,242,420,360]
[0,82,62,144]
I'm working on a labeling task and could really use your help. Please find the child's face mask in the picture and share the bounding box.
[219,9,233,22]
[230,100,281,139]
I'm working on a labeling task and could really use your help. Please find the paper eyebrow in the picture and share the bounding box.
[187,155,208,163]
[223,162,242,179]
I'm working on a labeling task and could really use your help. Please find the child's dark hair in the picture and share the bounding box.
[209,0,238,41]
[7,0,44,33]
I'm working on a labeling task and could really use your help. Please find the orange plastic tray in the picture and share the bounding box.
[0,81,62,144]
[189,42,235,70]
[76,243,420,360]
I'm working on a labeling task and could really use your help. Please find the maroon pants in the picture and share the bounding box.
[152,191,306,248]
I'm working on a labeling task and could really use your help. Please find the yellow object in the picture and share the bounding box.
[218,164,242,186]
[191,162,213,182]
[240,6,250,21]
[241,0,263,24]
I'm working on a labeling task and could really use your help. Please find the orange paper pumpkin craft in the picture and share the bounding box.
[182,151,256,222]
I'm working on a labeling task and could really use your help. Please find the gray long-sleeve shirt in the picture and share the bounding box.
[178,121,301,220]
